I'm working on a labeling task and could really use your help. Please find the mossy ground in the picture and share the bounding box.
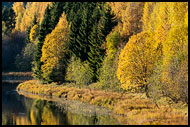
[16,80,188,125]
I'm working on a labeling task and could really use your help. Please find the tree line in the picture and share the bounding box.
[2,2,188,104]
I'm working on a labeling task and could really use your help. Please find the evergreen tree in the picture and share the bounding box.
[73,2,97,61]
[38,5,52,42]
[41,13,70,83]
[32,15,37,26]
[88,24,105,81]
[50,2,65,29]
[32,3,66,81]
[67,3,84,59]
[88,5,117,82]
[32,5,52,80]
[2,6,9,22]
[25,27,31,43]
[75,7,89,61]
[2,6,16,34]
[101,6,118,39]
[63,2,74,22]
[25,15,37,43]
[67,2,82,23]
[68,12,82,58]
[87,6,104,81]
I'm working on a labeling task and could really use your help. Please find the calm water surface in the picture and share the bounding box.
[2,83,120,125]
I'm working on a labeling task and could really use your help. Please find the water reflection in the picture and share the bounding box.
[2,83,120,125]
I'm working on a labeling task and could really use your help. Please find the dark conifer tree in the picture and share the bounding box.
[25,15,38,43]
[32,5,52,80]
[2,6,16,34]
[101,6,118,39]
[72,2,97,61]
[50,2,65,29]
[63,2,74,22]
[88,5,117,82]
[32,3,67,81]
[69,12,82,57]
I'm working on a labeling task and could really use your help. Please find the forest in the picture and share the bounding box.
[2,2,188,125]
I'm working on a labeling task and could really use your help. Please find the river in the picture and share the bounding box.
[2,82,121,125]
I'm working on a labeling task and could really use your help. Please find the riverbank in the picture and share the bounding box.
[2,72,32,83]
[16,80,188,125]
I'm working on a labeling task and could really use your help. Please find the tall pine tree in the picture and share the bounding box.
[32,3,66,81]
[25,15,37,43]
[2,6,16,34]
[69,12,82,57]
[72,2,97,61]
[50,2,65,29]
[32,5,52,80]
[88,4,117,82]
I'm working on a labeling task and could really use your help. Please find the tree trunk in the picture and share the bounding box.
[145,84,150,98]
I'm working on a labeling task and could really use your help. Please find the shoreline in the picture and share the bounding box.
[17,90,116,116]
[2,72,32,83]
[16,80,188,125]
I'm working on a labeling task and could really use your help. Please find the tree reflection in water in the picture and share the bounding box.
[29,99,120,125]
[2,93,120,125]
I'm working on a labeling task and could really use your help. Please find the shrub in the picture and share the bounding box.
[99,50,121,92]
[106,31,122,57]
[15,42,36,71]
[66,56,93,88]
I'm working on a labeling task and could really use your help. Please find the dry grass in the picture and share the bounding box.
[2,72,32,83]
[16,80,188,125]
[2,72,32,76]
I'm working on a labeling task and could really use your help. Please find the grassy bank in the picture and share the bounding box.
[2,72,32,77]
[2,72,32,83]
[16,80,188,125]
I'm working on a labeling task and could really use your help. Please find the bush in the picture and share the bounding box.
[66,56,93,88]
[99,50,121,92]
[106,31,121,57]
[148,56,188,104]
[15,42,36,71]
[161,55,188,104]
[147,59,164,102]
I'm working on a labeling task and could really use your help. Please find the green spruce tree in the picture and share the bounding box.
[50,2,65,29]
[32,5,52,81]
[87,4,117,82]
[25,15,38,43]
[2,6,16,34]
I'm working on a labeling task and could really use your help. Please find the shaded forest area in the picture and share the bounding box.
[2,2,188,105]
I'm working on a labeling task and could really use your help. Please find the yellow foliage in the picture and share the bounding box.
[29,24,38,44]
[142,2,156,31]
[140,2,188,103]
[41,105,58,125]
[12,2,25,31]
[147,2,188,50]
[41,13,69,82]
[120,2,145,37]
[106,31,121,57]
[108,2,144,39]
[16,2,52,31]
[117,32,160,91]
[161,7,188,102]
[106,2,128,20]
[12,2,25,16]
[184,11,188,28]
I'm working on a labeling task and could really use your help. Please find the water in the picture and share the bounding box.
[2,83,120,125]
